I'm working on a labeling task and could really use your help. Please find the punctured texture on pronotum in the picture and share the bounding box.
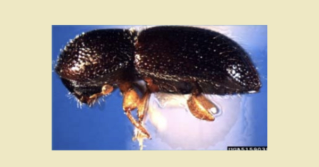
[55,29,138,99]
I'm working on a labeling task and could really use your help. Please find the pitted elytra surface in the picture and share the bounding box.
[135,26,260,94]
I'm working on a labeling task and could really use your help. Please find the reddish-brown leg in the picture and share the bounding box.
[187,93,217,121]
[121,79,159,149]
[85,84,114,106]
[137,90,151,122]
[119,82,151,139]
[144,77,159,92]
[135,77,159,125]
[140,77,160,122]
[133,90,152,150]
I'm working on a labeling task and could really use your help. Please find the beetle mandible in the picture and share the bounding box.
[54,26,261,145]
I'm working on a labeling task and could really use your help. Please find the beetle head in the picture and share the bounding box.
[55,29,137,104]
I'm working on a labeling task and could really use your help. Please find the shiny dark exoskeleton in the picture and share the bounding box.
[55,29,138,101]
[55,26,260,99]
[135,26,261,94]
[54,26,261,146]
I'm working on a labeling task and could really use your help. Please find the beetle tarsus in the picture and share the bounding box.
[132,127,149,150]
[124,110,151,138]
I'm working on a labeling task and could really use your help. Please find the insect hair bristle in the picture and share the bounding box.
[75,98,83,109]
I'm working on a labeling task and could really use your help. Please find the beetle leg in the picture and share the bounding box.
[86,84,114,106]
[124,108,151,139]
[137,90,151,122]
[120,83,151,139]
[140,77,161,122]
[132,128,149,150]
[139,77,159,122]
[144,77,159,92]
[131,89,152,150]
[132,91,151,150]
[187,94,217,121]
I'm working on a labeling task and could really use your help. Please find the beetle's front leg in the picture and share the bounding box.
[120,83,151,139]
[132,90,151,149]
[85,84,114,106]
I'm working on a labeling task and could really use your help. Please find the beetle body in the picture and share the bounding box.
[56,26,260,99]
[55,26,261,149]
[136,26,260,94]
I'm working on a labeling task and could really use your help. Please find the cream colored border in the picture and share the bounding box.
[2,0,316,166]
